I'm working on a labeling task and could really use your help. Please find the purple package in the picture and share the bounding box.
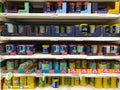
[60,45,68,55]
[93,3,107,13]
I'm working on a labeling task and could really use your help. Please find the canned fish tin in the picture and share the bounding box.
[52,77,59,88]
[69,60,75,69]
[77,45,85,54]
[81,60,87,69]
[39,77,46,87]
[7,60,14,72]
[20,77,26,86]
[12,77,19,86]
[89,60,97,69]
[75,60,81,69]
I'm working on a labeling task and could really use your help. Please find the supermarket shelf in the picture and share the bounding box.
[2,73,120,78]
[35,86,119,90]
[2,13,119,20]
[1,37,120,41]
[1,54,120,60]
[6,0,117,2]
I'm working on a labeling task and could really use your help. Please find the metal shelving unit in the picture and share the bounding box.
[0,0,120,89]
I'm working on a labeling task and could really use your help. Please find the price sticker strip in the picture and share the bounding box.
[68,69,120,74]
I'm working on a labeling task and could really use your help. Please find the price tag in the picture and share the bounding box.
[26,70,30,74]
[114,69,120,74]
[49,70,54,74]
[6,72,13,80]
[70,69,76,74]
[72,74,79,77]
[61,70,66,74]
[81,69,88,74]
[36,70,41,74]
[103,69,110,73]
[92,69,98,74]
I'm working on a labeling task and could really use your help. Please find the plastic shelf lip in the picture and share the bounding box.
[1,37,120,41]
[1,54,120,60]
[2,13,119,20]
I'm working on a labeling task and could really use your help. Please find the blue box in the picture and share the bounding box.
[60,45,68,55]
[26,25,51,36]
[102,45,119,56]
[2,23,27,36]
[77,45,85,55]
[52,25,75,37]
[86,45,98,55]
[75,24,102,37]
[81,2,91,14]
[6,44,16,55]
[56,2,67,13]
[51,45,60,55]
[26,45,35,55]
[102,24,120,37]
[69,45,77,54]
[17,45,26,55]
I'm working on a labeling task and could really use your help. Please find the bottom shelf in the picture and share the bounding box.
[3,86,119,90]
[36,86,119,90]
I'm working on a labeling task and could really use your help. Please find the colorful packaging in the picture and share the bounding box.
[20,77,26,86]
[6,44,16,55]
[42,61,50,70]
[60,77,65,86]
[17,45,26,55]
[81,60,87,69]
[69,45,77,54]
[95,78,102,88]
[12,77,19,86]
[80,77,88,86]
[39,77,46,87]
[111,77,118,88]
[27,77,34,86]
[69,60,75,69]
[52,77,59,88]
[77,45,85,54]
[75,60,81,69]
[54,61,59,70]
[42,45,50,54]
[52,45,60,55]
[67,77,74,87]
[26,45,34,55]
[7,60,15,72]
[75,77,80,86]
[60,45,68,55]
[60,60,67,71]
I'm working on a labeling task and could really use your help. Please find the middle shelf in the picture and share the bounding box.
[1,54,120,60]
[1,37,120,41]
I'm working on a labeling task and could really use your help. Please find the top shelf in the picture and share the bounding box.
[6,0,117,2]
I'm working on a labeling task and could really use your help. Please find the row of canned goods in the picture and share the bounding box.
[4,59,120,73]
[3,76,119,89]
[0,44,119,55]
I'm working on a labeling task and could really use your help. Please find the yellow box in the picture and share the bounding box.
[20,77,26,86]
[108,2,120,14]
[12,77,19,86]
